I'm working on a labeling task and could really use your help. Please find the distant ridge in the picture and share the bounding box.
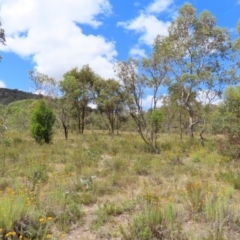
[0,88,41,105]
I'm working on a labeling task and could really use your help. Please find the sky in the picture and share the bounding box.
[0,0,239,107]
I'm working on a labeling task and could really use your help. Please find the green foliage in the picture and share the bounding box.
[30,100,56,144]
[212,86,240,158]
[94,78,127,134]
[159,3,237,137]
[150,109,163,132]
[60,65,96,134]
[7,99,34,131]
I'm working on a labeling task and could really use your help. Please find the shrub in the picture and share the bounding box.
[120,205,174,240]
[30,100,55,144]
[217,171,240,189]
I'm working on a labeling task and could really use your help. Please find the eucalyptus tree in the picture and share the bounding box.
[94,78,127,134]
[160,94,186,137]
[115,58,164,152]
[29,70,58,98]
[115,59,147,144]
[212,86,240,158]
[57,97,70,140]
[60,65,96,134]
[142,36,171,145]
[234,20,240,69]
[212,22,240,156]
[156,3,239,137]
[115,29,171,151]
[142,35,171,110]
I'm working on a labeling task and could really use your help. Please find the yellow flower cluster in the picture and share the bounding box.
[0,186,39,238]
[39,216,54,224]
[5,231,16,237]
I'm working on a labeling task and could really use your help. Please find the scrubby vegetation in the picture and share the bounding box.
[0,130,240,239]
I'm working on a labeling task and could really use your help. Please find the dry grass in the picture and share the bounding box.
[0,131,240,239]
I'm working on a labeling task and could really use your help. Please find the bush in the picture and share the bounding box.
[217,171,240,189]
[120,205,174,240]
[30,100,55,144]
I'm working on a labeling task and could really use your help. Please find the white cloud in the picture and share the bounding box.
[142,95,163,109]
[142,95,152,109]
[88,103,97,109]
[0,80,6,88]
[146,0,173,14]
[118,0,173,55]
[34,89,46,95]
[119,13,170,46]
[0,0,117,80]
[129,46,146,57]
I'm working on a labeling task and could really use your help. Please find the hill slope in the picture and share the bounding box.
[0,88,41,105]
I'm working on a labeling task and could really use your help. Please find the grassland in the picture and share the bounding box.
[0,130,240,240]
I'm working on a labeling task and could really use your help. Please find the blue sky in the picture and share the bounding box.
[0,0,239,105]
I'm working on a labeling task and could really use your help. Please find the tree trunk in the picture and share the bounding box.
[187,109,198,138]
[107,112,115,135]
[62,122,68,141]
[116,115,119,135]
[188,115,194,138]
[110,120,114,134]
[179,110,183,140]
[167,124,171,135]
[78,116,81,134]
[199,117,205,147]
[200,129,204,147]
[81,114,84,134]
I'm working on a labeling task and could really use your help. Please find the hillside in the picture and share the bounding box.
[0,88,41,105]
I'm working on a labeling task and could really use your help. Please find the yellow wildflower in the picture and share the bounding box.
[5,232,12,237]
[39,217,46,223]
